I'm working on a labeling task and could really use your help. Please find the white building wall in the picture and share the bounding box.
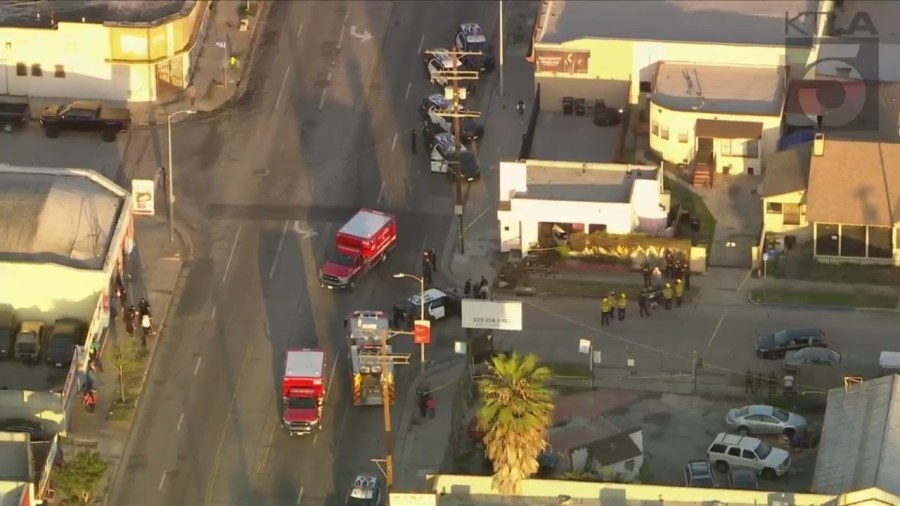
[508,198,635,254]
[0,23,155,101]
[0,263,105,323]
[633,41,788,82]
[649,105,782,173]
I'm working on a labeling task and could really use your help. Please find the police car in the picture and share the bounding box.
[345,475,383,506]
[455,22,495,72]
[403,288,462,322]
[422,49,477,93]
[421,95,484,143]
[429,132,481,181]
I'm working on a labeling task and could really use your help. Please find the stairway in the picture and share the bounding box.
[692,164,712,188]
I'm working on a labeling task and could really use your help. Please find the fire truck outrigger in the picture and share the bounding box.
[344,310,410,406]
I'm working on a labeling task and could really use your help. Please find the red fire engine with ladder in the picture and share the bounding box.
[345,310,410,406]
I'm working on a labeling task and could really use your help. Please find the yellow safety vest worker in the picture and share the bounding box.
[618,296,627,309]
[675,282,685,298]
[601,298,611,313]
[662,286,674,300]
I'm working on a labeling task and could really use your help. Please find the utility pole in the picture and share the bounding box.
[372,329,412,497]
[425,49,481,255]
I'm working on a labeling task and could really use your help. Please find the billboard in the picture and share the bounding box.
[131,179,156,216]
[535,48,590,74]
[461,300,523,331]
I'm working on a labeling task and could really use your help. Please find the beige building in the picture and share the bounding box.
[529,0,829,113]
[0,0,211,102]
[649,62,786,178]
[760,142,811,234]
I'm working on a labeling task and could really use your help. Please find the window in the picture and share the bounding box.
[744,140,759,158]
[661,125,669,140]
[15,63,26,76]
[709,444,727,454]
[54,65,65,78]
[720,139,759,158]
[678,128,688,143]
[766,202,783,214]
[651,121,659,137]
[754,441,772,459]
[720,139,732,156]
[741,449,757,460]
[727,447,741,457]
[31,64,42,77]
[624,459,636,471]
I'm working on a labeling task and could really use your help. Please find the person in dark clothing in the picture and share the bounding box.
[392,305,405,329]
[428,248,438,272]
[479,276,488,299]
[638,293,650,317]
[641,265,651,288]
[422,252,433,285]
[115,274,127,313]
[138,298,151,318]
[684,268,692,290]
[664,251,674,278]
[411,129,417,154]
[124,306,136,336]
[755,373,763,396]
[464,279,472,298]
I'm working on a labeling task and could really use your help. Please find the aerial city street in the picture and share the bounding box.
[1,0,900,505]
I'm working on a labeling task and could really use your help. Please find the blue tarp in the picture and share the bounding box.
[778,129,816,151]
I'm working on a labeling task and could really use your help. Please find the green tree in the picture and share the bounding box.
[112,339,144,403]
[53,451,108,505]
[477,352,554,494]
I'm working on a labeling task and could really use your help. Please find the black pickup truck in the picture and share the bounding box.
[0,97,30,133]
[40,100,132,142]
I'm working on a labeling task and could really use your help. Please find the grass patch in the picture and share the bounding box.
[750,289,897,309]
[525,276,700,302]
[774,254,900,286]
[665,179,717,246]
[544,361,592,378]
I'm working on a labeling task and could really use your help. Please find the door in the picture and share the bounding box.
[0,60,8,95]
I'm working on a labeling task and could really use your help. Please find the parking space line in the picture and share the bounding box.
[318,88,329,110]
[377,182,386,204]
[391,132,398,152]
[417,34,424,53]
[268,220,290,279]
[210,305,217,319]
[222,226,242,282]
[706,313,726,352]
[405,82,411,100]
[296,22,304,38]
[194,356,202,376]
[297,487,304,505]
[275,66,291,111]
[158,472,167,491]
[176,413,184,431]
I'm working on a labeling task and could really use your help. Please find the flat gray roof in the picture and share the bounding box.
[532,113,620,163]
[0,436,28,482]
[0,166,126,270]
[0,0,192,28]
[653,63,786,116]
[520,163,658,203]
[538,0,817,46]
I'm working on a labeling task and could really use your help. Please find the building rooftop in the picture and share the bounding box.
[835,1,900,43]
[813,375,900,495]
[0,361,67,393]
[536,0,816,46]
[0,434,29,482]
[786,80,900,139]
[653,63,787,116]
[761,143,812,198]
[531,113,620,163]
[0,0,191,28]
[0,166,126,270]
[519,162,658,203]
[806,138,900,227]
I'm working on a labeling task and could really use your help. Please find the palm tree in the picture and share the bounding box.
[477,352,554,494]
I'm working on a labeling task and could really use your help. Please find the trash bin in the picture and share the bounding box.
[574,98,586,116]
[562,97,573,115]
[785,235,797,250]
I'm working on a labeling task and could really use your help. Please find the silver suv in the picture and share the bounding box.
[706,433,791,479]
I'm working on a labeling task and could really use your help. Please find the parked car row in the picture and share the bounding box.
[0,97,131,142]
[0,310,87,368]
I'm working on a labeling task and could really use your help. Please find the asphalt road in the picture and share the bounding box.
[499,296,900,384]
[109,2,500,506]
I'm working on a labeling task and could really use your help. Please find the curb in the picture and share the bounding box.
[746,291,863,312]
[100,223,191,506]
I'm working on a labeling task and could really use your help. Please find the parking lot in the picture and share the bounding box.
[0,122,128,181]
[600,392,819,492]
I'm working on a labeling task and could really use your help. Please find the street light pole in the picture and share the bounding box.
[499,0,505,97]
[166,109,197,243]
[393,272,427,375]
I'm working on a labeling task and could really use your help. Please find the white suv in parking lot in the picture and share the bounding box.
[706,433,791,479]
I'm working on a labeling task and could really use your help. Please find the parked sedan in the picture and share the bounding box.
[784,347,842,370]
[728,469,760,490]
[755,328,827,359]
[725,404,808,436]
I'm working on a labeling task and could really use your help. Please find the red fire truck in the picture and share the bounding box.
[319,208,397,290]
[345,310,409,406]
[282,348,325,436]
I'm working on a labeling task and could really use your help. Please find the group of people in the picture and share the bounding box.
[115,274,154,346]
[642,251,691,289]
[599,292,628,326]
[464,276,491,300]
[599,254,694,325]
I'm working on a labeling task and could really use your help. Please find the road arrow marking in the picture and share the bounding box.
[349,26,373,43]
[292,221,319,239]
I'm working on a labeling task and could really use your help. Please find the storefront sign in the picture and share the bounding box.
[131,179,156,216]
[414,320,431,345]
[461,300,523,331]
[535,48,590,74]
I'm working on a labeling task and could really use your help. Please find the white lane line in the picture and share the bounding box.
[210,305,217,319]
[463,207,491,232]
[296,487,304,505]
[326,71,333,82]
[177,413,184,431]
[194,356,202,376]
[391,132,398,152]
[417,34,425,53]
[405,82,411,100]
[222,226,241,282]
[325,352,340,401]
[337,13,349,49]
[706,313,726,352]
[318,88,329,110]
[158,472,167,491]
[313,434,318,445]
[377,182,386,204]
[274,66,291,111]
[296,22,304,38]
[268,220,290,280]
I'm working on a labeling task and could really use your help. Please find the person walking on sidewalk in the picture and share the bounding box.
[675,279,685,307]
[139,297,152,318]
[422,252,433,286]
[638,292,650,317]
[662,283,673,310]
[140,313,152,347]
[124,305,137,336]
[156,167,167,192]
[428,248,438,272]
[83,389,97,414]
[641,265,651,288]
[617,293,628,321]
[600,297,611,326]
[114,274,127,315]
[516,100,525,115]
[479,276,489,299]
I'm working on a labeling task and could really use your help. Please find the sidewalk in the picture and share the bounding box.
[63,215,189,503]
[26,0,267,126]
